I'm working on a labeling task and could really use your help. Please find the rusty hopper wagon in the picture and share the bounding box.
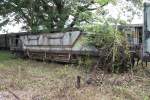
[8,30,97,62]
[0,25,145,63]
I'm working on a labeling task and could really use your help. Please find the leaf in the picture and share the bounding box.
[0,19,9,27]
[96,0,109,5]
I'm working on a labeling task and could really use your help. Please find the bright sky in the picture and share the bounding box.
[105,0,143,24]
[0,23,24,34]
[0,0,144,34]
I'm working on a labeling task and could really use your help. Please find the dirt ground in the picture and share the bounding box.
[0,51,150,100]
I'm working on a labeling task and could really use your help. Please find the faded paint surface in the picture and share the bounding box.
[19,31,96,52]
[144,3,150,55]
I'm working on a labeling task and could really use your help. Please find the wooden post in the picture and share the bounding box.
[76,76,81,89]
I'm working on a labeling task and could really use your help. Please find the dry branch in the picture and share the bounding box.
[7,89,20,100]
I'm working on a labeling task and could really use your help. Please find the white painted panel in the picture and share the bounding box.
[146,38,150,52]
[147,7,150,31]
[21,31,81,51]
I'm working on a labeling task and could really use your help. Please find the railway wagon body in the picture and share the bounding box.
[0,26,144,62]
[118,24,143,53]
[118,24,143,47]
[9,31,97,62]
[143,2,150,59]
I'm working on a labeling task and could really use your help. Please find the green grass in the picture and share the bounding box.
[0,51,150,100]
[0,51,15,61]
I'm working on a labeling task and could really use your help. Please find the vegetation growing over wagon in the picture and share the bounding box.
[0,0,150,99]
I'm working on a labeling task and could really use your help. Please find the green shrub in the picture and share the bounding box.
[84,24,131,73]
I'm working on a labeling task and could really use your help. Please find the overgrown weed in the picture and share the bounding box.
[0,51,150,100]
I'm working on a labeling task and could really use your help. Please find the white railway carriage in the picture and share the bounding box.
[143,2,150,60]
[9,30,97,62]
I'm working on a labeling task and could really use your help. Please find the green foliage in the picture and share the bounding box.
[84,22,130,73]
[78,55,95,73]
[96,0,116,5]
[86,24,115,48]
[0,0,119,33]
[0,0,73,32]
[144,96,150,100]
[0,0,143,33]
[0,19,9,27]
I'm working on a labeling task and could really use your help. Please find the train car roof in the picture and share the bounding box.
[7,32,30,35]
[118,24,143,28]
[6,28,82,36]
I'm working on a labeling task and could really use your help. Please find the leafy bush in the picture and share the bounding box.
[84,23,130,73]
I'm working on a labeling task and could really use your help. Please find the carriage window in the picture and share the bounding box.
[127,34,133,44]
